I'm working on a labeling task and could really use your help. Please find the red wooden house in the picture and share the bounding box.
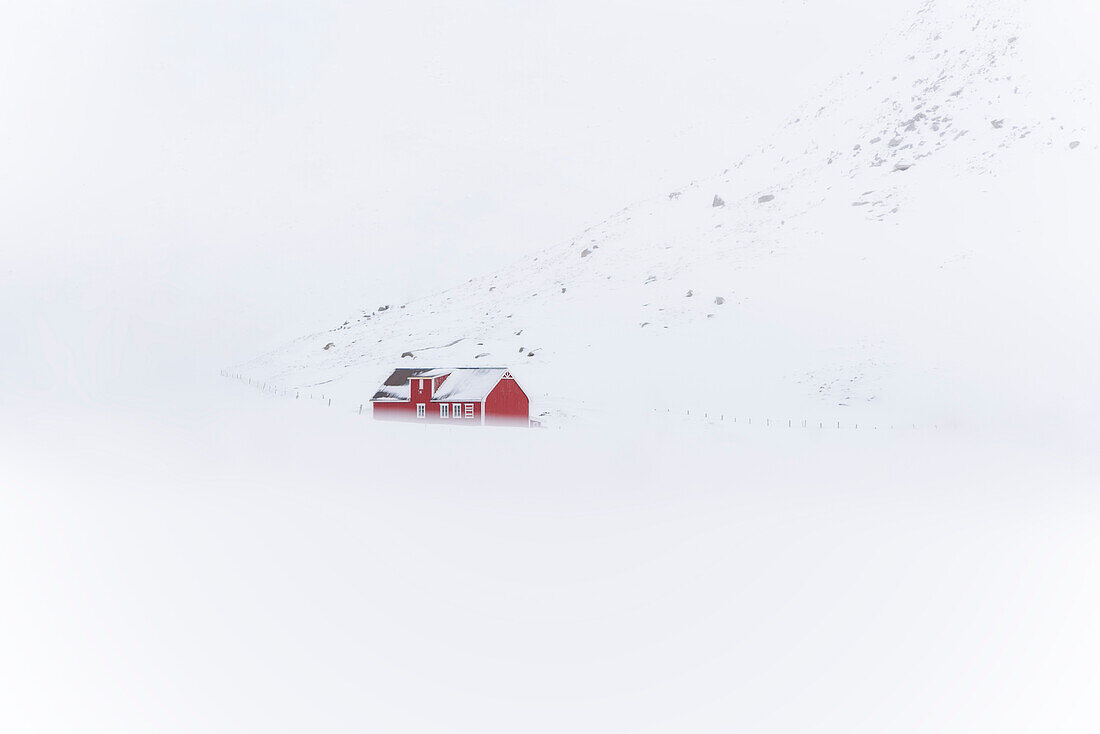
[371,368,531,426]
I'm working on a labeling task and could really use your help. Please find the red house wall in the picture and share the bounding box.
[484,378,530,426]
[409,377,432,404]
[372,372,529,427]
[372,399,482,424]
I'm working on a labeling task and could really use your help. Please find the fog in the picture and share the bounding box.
[1,0,907,401]
[4,2,1099,732]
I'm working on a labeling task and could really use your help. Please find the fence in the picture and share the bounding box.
[221,371,940,432]
[660,406,937,432]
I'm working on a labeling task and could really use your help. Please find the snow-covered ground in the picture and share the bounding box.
[3,376,1098,733]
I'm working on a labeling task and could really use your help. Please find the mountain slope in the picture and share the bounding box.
[234,0,1099,432]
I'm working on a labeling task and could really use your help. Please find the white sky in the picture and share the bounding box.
[0,0,913,398]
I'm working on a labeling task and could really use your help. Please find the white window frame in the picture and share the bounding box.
[440,403,448,418]
[416,404,425,418]
[464,403,474,418]
[453,403,461,418]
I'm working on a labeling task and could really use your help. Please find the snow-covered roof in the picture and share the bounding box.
[370,367,511,402]
[432,368,510,402]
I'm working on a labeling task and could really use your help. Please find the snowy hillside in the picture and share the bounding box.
[234,0,1099,431]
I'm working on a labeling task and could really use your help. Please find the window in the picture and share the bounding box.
[416,404,425,418]
[453,403,461,418]
[464,404,474,418]
[440,403,448,418]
